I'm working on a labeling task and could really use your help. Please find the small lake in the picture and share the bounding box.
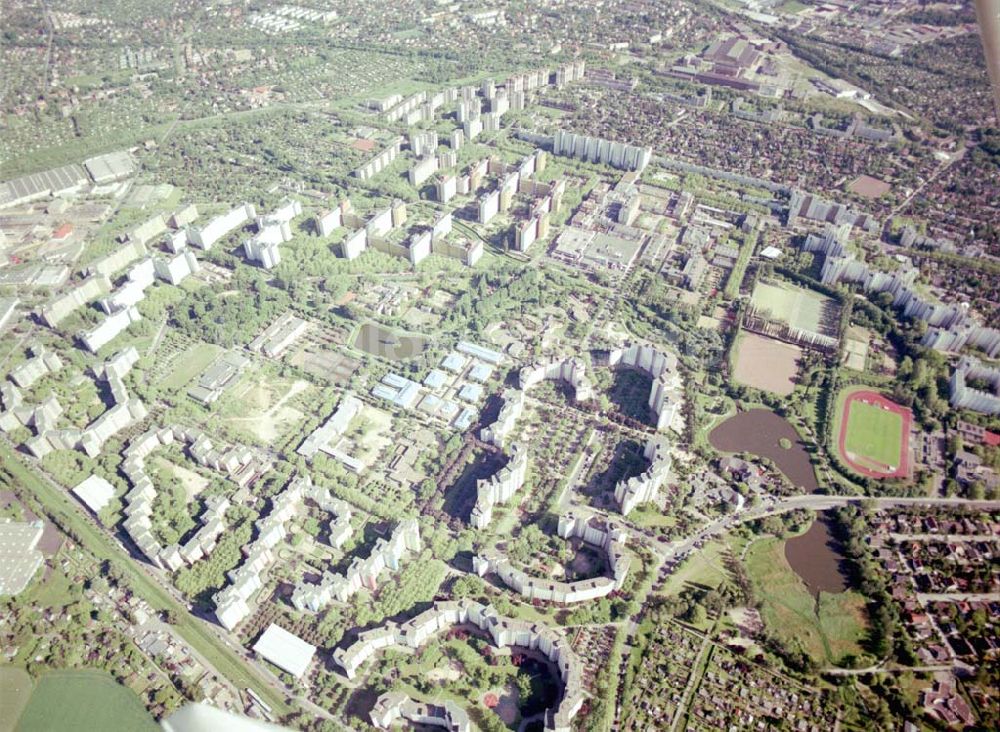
[708,408,819,491]
[784,513,850,596]
[353,322,427,361]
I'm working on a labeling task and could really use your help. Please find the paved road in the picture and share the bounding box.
[917,592,1000,603]
[744,495,1000,519]
[822,663,956,677]
[890,533,999,543]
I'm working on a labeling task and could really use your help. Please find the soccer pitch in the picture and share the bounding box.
[843,400,904,469]
[751,281,836,338]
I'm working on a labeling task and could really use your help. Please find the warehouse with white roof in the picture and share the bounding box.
[72,475,117,515]
[252,623,316,678]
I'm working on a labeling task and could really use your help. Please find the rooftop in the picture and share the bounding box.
[72,475,116,514]
[252,623,317,678]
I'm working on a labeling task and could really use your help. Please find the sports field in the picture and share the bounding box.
[15,670,158,732]
[845,401,903,466]
[834,387,911,479]
[750,280,839,338]
[731,331,801,396]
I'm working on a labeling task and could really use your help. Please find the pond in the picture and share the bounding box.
[784,513,850,596]
[708,408,819,491]
[352,322,427,361]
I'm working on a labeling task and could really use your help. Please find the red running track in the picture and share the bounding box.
[837,389,912,479]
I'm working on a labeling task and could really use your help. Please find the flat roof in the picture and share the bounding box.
[458,383,484,402]
[253,623,316,678]
[0,163,89,208]
[84,151,136,184]
[423,369,448,389]
[457,341,503,365]
[468,363,492,382]
[72,475,116,514]
[0,520,44,596]
[441,353,467,372]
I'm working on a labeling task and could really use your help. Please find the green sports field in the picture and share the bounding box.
[750,280,838,338]
[843,401,904,469]
[15,670,158,732]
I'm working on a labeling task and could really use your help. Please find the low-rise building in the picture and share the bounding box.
[0,519,44,596]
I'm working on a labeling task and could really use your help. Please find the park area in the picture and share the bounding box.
[750,280,840,340]
[745,537,868,666]
[731,331,802,396]
[11,669,158,732]
[218,375,312,444]
[834,387,911,479]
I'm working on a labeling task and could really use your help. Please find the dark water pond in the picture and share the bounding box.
[353,322,427,361]
[784,514,850,596]
[708,408,819,491]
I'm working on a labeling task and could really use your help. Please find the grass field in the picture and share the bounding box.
[750,280,838,338]
[218,375,311,443]
[843,400,904,468]
[832,386,910,478]
[15,670,158,732]
[745,539,867,665]
[160,343,223,392]
[0,666,32,732]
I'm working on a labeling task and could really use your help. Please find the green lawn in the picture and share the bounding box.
[658,537,737,597]
[15,670,158,732]
[160,343,222,392]
[745,538,867,666]
[0,667,32,732]
[750,280,835,338]
[843,400,904,469]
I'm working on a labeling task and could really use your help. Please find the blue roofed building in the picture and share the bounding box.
[373,373,423,410]
[441,353,467,373]
[454,407,477,430]
[372,384,398,401]
[382,373,411,389]
[458,383,484,402]
[423,369,448,389]
[468,363,492,382]
[457,341,503,365]
[396,382,421,409]
[419,394,442,414]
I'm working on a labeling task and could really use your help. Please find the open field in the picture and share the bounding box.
[750,280,839,339]
[834,387,911,479]
[14,670,158,732]
[221,377,311,443]
[848,175,891,199]
[731,331,801,396]
[160,343,223,392]
[658,535,751,597]
[745,538,868,665]
[0,666,32,732]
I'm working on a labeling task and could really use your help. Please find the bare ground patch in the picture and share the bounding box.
[732,332,802,396]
